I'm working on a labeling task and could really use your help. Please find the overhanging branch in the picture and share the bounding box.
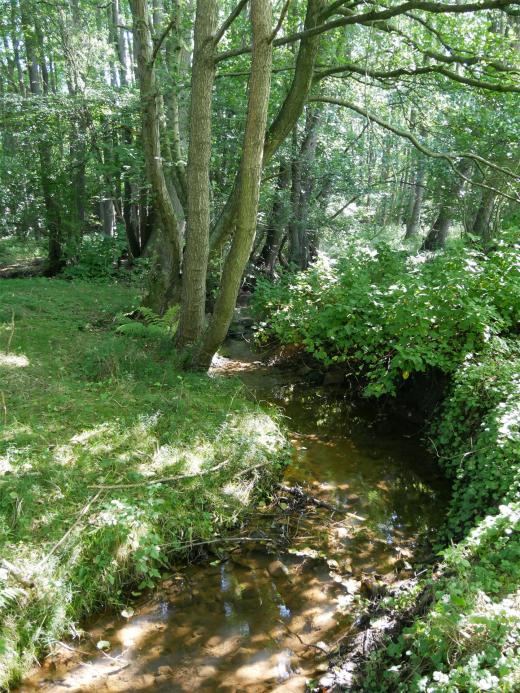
[316,62,520,93]
[308,95,520,202]
[216,0,520,62]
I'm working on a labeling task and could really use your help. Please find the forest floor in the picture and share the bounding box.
[0,279,287,689]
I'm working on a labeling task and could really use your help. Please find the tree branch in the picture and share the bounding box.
[308,96,520,202]
[316,61,520,92]
[270,0,292,42]
[216,0,520,61]
[214,0,249,45]
[151,15,177,65]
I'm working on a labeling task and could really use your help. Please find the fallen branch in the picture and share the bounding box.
[38,490,102,566]
[89,459,231,490]
[0,258,49,279]
[0,558,34,588]
[278,483,345,514]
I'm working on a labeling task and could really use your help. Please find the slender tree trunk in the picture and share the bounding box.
[130,0,183,312]
[288,128,303,267]
[112,0,128,86]
[176,0,218,347]
[20,1,63,273]
[164,0,188,207]
[257,159,291,275]
[288,106,320,269]
[421,161,471,251]
[209,0,324,255]
[405,157,426,239]
[193,0,273,369]
[472,188,496,245]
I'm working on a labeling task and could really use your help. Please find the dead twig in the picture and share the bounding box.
[89,459,231,490]
[279,484,366,521]
[37,491,102,567]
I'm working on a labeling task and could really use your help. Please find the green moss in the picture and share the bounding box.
[0,278,288,688]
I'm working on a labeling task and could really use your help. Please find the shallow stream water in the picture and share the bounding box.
[20,341,449,692]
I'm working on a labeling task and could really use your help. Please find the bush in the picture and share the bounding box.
[61,232,128,281]
[253,230,519,397]
[362,503,520,692]
[434,338,520,536]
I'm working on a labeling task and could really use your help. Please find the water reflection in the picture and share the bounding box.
[19,343,449,692]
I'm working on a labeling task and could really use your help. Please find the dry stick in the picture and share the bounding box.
[54,640,130,668]
[89,459,232,490]
[172,536,277,550]
[279,483,366,520]
[37,491,102,568]
[1,391,6,426]
[0,558,34,588]
[6,309,15,353]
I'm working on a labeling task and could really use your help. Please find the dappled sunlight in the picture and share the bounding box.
[16,358,450,692]
[0,352,29,368]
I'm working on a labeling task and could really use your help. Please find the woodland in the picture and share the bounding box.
[0,0,519,691]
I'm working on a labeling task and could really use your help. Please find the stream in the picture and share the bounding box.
[20,340,449,692]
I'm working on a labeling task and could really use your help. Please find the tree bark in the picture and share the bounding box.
[405,157,426,239]
[209,0,324,255]
[20,0,63,274]
[288,106,320,269]
[193,0,273,369]
[130,0,183,312]
[471,188,496,245]
[257,159,291,275]
[176,0,218,347]
[421,161,471,251]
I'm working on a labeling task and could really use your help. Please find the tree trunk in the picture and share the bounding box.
[421,161,471,251]
[112,0,128,86]
[176,0,218,347]
[20,1,63,274]
[288,128,303,267]
[257,159,291,275]
[130,0,183,312]
[472,188,496,245]
[209,0,324,255]
[193,0,273,369]
[288,106,320,269]
[405,157,426,239]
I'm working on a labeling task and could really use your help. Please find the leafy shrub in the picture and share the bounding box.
[433,338,520,536]
[61,232,128,281]
[361,503,520,692]
[253,230,519,397]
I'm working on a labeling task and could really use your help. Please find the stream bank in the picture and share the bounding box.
[18,338,449,692]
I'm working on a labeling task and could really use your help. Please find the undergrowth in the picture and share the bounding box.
[253,231,519,397]
[254,231,520,692]
[0,279,287,688]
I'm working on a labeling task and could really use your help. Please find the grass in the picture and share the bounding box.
[0,237,46,266]
[0,278,287,688]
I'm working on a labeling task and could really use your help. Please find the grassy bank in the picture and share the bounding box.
[254,233,520,691]
[0,279,287,688]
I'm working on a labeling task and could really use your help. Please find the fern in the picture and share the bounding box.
[0,584,23,610]
[116,305,179,338]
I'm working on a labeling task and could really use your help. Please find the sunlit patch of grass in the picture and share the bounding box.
[0,278,288,689]
[0,352,29,368]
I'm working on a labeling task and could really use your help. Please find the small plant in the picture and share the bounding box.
[61,232,128,281]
